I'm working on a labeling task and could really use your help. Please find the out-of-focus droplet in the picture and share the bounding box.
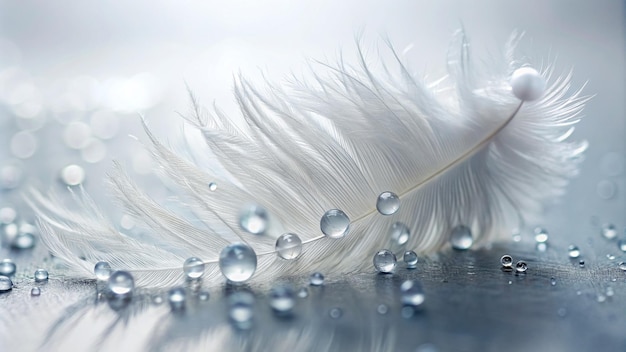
[376,191,400,215]
[618,239,626,252]
[449,225,473,250]
[228,291,255,328]
[596,180,617,200]
[400,280,425,307]
[168,287,186,310]
[239,204,268,235]
[0,163,23,190]
[297,287,309,298]
[63,121,92,149]
[534,227,549,243]
[81,138,107,163]
[390,222,410,246]
[618,262,626,271]
[12,232,35,249]
[578,260,585,268]
[60,164,85,186]
[269,285,295,314]
[320,209,350,239]
[0,259,16,276]
[568,245,581,258]
[550,277,556,286]
[601,224,618,240]
[0,207,17,225]
[329,307,342,319]
[90,110,119,140]
[10,131,37,159]
[198,291,210,301]
[376,304,389,315]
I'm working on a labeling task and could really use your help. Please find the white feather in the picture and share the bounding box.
[29,32,588,288]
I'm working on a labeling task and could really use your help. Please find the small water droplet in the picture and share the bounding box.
[107,271,134,298]
[376,304,389,315]
[400,280,425,307]
[198,291,210,301]
[512,230,522,243]
[619,240,626,253]
[607,254,616,260]
[183,257,205,279]
[11,232,35,249]
[275,233,303,260]
[309,272,325,286]
[536,242,547,252]
[596,180,617,199]
[219,243,257,283]
[0,207,17,225]
[449,225,473,250]
[29,287,41,296]
[601,224,618,240]
[373,249,397,274]
[376,191,400,215]
[320,209,350,238]
[550,277,557,286]
[94,261,112,281]
[10,131,38,159]
[508,280,513,285]
[0,259,16,276]
[618,262,626,271]
[228,291,255,328]
[597,294,606,303]
[329,307,342,319]
[34,269,48,282]
[0,275,12,291]
[500,255,513,268]
[208,182,217,191]
[568,245,581,258]
[390,222,410,246]
[403,250,418,268]
[515,261,527,273]
[534,227,549,243]
[269,285,295,314]
[168,287,186,310]
[60,164,85,186]
[239,204,269,234]
[297,287,309,298]
[578,260,585,268]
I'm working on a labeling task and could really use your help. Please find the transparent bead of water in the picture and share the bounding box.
[297,287,309,298]
[329,307,342,319]
[208,182,217,191]
[229,291,255,325]
[12,232,35,249]
[618,240,626,253]
[500,255,513,268]
[534,227,549,243]
[376,191,400,215]
[31,287,41,296]
[515,261,528,273]
[183,257,205,279]
[373,249,397,274]
[390,222,410,246]
[309,272,325,286]
[0,275,12,291]
[403,250,418,269]
[320,209,350,238]
[400,280,425,307]
[449,225,473,250]
[198,291,210,301]
[578,260,585,268]
[239,204,269,234]
[219,243,257,283]
[168,287,186,310]
[269,285,295,314]
[550,277,557,286]
[0,259,16,276]
[601,224,618,240]
[34,269,48,282]
[94,261,112,281]
[567,245,580,258]
[107,271,135,297]
[618,262,626,271]
[376,304,389,315]
[275,233,303,260]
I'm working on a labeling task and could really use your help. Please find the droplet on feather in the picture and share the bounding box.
[275,233,303,260]
[219,243,257,283]
[403,250,418,268]
[511,67,545,101]
[94,262,112,281]
[390,222,410,246]
[183,257,205,279]
[320,209,350,238]
[376,191,400,215]
[107,271,134,298]
[239,204,268,234]
[449,225,473,250]
[373,249,396,273]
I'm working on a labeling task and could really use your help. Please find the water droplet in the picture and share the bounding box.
[0,207,17,225]
[534,227,549,243]
[449,225,473,250]
[510,67,546,101]
[401,306,415,318]
[536,242,548,252]
[618,240,626,252]
[578,260,585,268]
[390,222,410,246]
[0,275,12,291]
[198,291,210,301]
[618,262,626,271]
[329,307,342,319]
[597,294,606,303]
[596,180,617,199]
[309,272,324,286]
[568,245,581,258]
[168,287,186,310]
[512,229,522,242]
[12,232,35,249]
[10,131,38,159]
[508,280,513,285]
[90,109,119,140]
[228,291,255,328]
[275,233,302,260]
[607,254,616,260]
[0,163,23,190]
[606,287,614,297]
[208,182,217,191]
[0,259,16,276]
[107,271,135,298]
[183,257,205,279]
[63,121,92,149]
[152,295,163,305]
[320,209,350,238]
[376,304,389,315]
[500,255,513,268]
[34,269,48,282]
[373,249,397,273]
[400,280,425,307]
[376,191,400,215]
[403,250,418,268]
[94,261,112,281]
[515,261,527,273]
[30,287,41,296]
[239,204,268,234]
[219,243,257,283]
[269,285,295,314]
[60,164,85,186]
[601,224,617,240]
[550,277,557,286]
[297,287,309,298]
[81,138,107,163]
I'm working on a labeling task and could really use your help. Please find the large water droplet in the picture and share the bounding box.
[239,204,268,234]
[376,191,400,215]
[30,287,41,296]
[403,250,418,269]
[449,225,473,250]
[309,272,324,286]
[107,271,135,298]
[500,255,513,268]
[320,209,350,238]
[0,259,16,276]
[94,261,112,281]
[183,257,205,279]
[373,249,397,274]
[168,287,186,310]
[269,285,295,314]
[34,269,48,282]
[219,243,257,283]
[568,245,581,258]
[390,222,410,246]
[275,233,303,260]
[400,280,425,307]
[601,224,617,240]
[534,227,549,243]
[515,261,528,273]
[0,275,12,291]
